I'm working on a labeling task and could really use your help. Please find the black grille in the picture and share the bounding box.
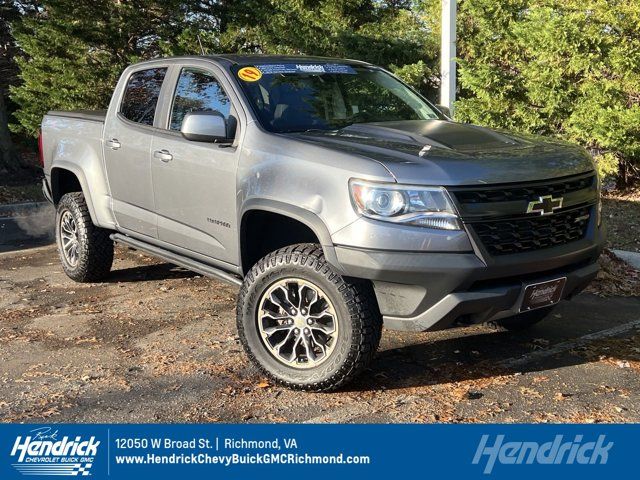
[471,207,591,255]
[454,175,595,204]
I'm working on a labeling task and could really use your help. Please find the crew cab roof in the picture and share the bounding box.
[128,54,373,69]
[210,54,372,66]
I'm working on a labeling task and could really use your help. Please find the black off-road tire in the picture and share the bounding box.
[496,307,554,331]
[56,192,114,282]
[237,244,382,392]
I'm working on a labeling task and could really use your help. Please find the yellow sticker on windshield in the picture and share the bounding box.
[238,66,262,82]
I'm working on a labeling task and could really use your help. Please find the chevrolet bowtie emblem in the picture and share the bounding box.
[526,195,563,216]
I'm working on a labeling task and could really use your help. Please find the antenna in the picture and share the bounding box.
[197,35,206,55]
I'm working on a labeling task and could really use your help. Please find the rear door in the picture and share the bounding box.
[150,63,242,265]
[103,66,168,237]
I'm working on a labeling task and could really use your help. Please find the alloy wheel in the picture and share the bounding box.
[257,278,339,369]
[60,210,80,267]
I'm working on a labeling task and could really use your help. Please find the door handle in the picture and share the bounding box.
[153,149,173,162]
[107,138,121,150]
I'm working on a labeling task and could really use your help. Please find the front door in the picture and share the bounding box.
[150,66,240,265]
[103,67,167,238]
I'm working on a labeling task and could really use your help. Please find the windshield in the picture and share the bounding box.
[233,63,440,133]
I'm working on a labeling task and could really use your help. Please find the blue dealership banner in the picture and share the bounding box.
[0,423,635,479]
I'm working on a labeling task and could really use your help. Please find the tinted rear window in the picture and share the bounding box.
[120,68,167,126]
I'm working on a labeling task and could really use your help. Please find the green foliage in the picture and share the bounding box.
[10,0,640,187]
[11,0,436,136]
[173,1,438,95]
[451,0,640,186]
[10,0,196,136]
[391,60,438,100]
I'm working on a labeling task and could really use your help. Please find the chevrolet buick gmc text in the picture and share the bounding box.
[40,56,605,390]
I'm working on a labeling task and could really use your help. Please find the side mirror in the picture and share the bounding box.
[181,111,232,143]
[436,104,451,118]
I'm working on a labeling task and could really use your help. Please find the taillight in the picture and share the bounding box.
[37,131,44,168]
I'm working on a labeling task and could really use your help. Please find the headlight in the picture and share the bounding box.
[349,179,462,230]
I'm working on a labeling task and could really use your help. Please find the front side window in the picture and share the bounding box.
[234,63,440,133]
[120,68,167,126]
[170,68,232,131]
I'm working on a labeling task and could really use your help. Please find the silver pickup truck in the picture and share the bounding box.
[40,55,605,390]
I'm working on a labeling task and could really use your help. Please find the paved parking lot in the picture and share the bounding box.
[1,245,639,423]
[0,203,54,253]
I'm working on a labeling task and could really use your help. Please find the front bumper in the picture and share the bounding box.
[334,225,605,332]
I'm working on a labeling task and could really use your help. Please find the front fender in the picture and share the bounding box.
[240,198,342,272]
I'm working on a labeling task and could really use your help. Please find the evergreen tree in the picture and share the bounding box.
[168,0,439,97]
[10,0,198,136]
[449,0,640,186]
[0,0,32,173]
[13,0,638,187]
[10,0,439,139]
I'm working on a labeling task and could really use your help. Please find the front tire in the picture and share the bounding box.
[237,244,382,391]
[56,192,114,282]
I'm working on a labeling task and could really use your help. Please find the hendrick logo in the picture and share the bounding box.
[529,285,558,302]
[10,427,100,476]
[473,434,613,474]
[296,64,325,73]
[526,195,563,215]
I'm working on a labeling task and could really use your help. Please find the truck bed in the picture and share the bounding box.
[47,109,107,123]
[41,109,113,227]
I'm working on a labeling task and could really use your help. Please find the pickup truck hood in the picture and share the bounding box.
[286,120,594,186]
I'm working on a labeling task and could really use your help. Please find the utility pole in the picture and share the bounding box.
[440,0,457,117]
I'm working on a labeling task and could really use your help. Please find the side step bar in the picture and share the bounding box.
[110,233,242,286]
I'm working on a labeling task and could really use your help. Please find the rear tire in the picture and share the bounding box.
[237,244,382,391]
[496,307,554,331]
[56,192,114,282]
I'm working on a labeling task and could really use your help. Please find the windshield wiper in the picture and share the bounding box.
[303,123,354,134]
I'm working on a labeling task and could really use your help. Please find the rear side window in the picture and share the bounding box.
[170,68,231,131]
[120,68,167,126]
